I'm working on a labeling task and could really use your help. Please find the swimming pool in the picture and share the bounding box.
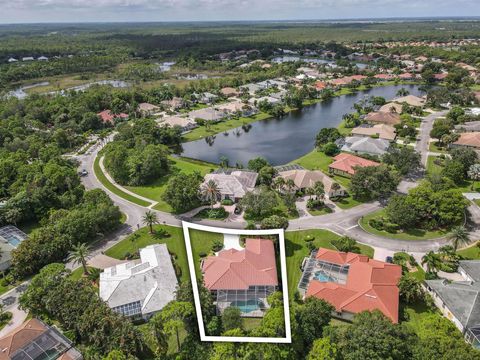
[7,236,22,247]
[231,300,260,313]
[313,270,335,283]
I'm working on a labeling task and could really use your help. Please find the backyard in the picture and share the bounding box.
[285,229,374,298]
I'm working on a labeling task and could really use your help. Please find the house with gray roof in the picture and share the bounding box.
[203,169,258,202]
[99,244,178,320]
[424,260,480,348]
[338,136,390,156]
[455,121,480,133]
[0,226,27,271]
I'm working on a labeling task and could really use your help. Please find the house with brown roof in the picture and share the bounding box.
[379,102,403,114]
[277,169,346,199]
[328,153,380,177]
[220,87,240,97]
[451,132,480,150]
[365,111,401,126]
[351,124,396,141]
[0,318,83,360]
[393,95,426,107]
[138,102,160,116]
[157,115,197,132]
[202,238,278,317]
[298,248,402,322]
[161,97,185,111]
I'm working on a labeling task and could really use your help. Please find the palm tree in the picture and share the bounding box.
[331,182,341,197]
[285,179,296,193]
[450,225,469,251]
[201,180,221,208]
[421,251,442,274]
[468,164,480,191]
[68,243,91,275]
[313,181,325,200]
[143,210,158,234]
[273,177,285,192]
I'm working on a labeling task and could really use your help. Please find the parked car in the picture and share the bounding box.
[79,169,88,177]
[386,256,393,264]
[234,205,242,215]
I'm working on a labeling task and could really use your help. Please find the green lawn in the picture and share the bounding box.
[285,229,374,298]
[242,318,262,331]
[308,206,333,216]
[126,156,217,213]
[426,156,480,192]
[291,150,362,209]
[457,242,480,259]
[94,156,151,207]
[105,224,191,282]
[428,141,447,154]
[182,112,272,142]
[189,229,224,279]
[360,209,449,241]
[402,301,436,334]
[69,266,97,281]
[426,155,444,174]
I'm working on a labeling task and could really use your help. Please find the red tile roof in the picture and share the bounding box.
[328,153,380,176]
[202,238,278,290]
[434,73,448,80]
[306,248,402,322]
[315,81,327,90]
[374,74,394,80]
[365,111,401,125]
[97,110,128,124]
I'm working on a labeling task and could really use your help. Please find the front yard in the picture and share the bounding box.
[126,156,217,212]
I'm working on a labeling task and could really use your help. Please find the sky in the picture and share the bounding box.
[0,0,479,24]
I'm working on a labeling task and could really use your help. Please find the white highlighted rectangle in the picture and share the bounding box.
[182,221,291,343]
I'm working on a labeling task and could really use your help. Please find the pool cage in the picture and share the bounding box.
[465,325,480,349]
[214,285,276,317]
[0,225,27,247]
[298,254,350,296]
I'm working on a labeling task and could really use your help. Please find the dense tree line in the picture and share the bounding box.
[11,189,121,278]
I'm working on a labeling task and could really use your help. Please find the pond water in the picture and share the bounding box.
[180,84,425,166]
[6,82,50,99]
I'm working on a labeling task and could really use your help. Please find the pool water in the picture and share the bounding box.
[231,300,260,313]
[314,270,335,282]
[6,236,22,247]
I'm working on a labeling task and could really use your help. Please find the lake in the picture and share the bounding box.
[180,84,425,166]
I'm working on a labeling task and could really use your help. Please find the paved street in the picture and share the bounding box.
[415,110,448,167]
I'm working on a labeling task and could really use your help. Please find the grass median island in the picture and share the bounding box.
[126,156,217,213]
[93,156,151,207]
[285,229,374,298]
[457,242,480,259]
[360,209,449,241]
[105,224,191,282]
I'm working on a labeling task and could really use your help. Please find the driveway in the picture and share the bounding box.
[223,234,242,250]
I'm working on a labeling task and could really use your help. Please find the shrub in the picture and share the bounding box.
[221,199,234,206]
[304,235,315,242]
[369,218,384,230]
[199,252,207,258]
[306,241,316,252]
[211,239,224,252]
[206,207,228,219]
[245,221,256,230]
[307,198,324,210]
[384,222,400,233]
[260,215,289,229]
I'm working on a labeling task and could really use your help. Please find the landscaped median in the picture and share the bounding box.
[359,209,449,241]
[93,156,152,207]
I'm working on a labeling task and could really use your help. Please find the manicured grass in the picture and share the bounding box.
[94,156,151,207]
[285,229,374,298]
[127,156,217,213]
[338,120,354,135]
[69,266,96,281]
[426,155,444,174]
[189,229,224,279]
[182,112,272,142]
[308,206,333,216]
[428,141,447,154]
[402,301,437,334]
[0,284,13,296]
[360,209,449,241]
[242,318,262,331]
[105,224,191,282]
[457,242,480,259]
[333,196,363,210]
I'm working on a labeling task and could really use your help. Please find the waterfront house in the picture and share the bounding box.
[157,115,197,132]
[350,124,396,141]
[339,136,390,156]
[365,111,401,126]
[392,95,426,107]
[378,102,403,114]
[99,244,178,320]
[202,238,278,317]
[298,248,401,322]
[277,169,346,199]
[203,169,258,202]
[424,260,480,348]
[220,87,239,97]
[328,153,380,177]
